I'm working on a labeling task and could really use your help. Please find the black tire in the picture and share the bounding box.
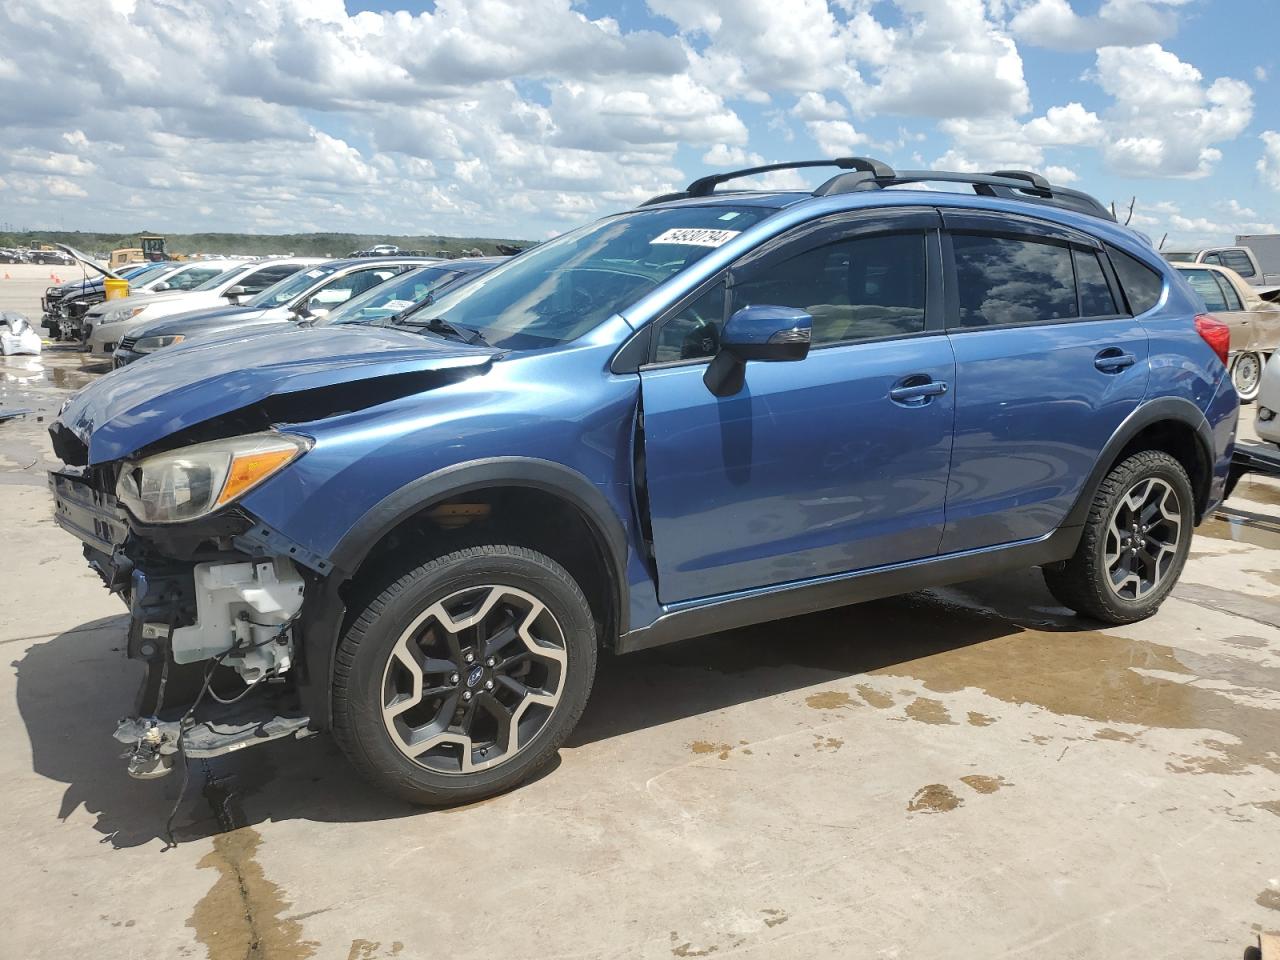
[1043,451,1194,624]
[333,544,597,805]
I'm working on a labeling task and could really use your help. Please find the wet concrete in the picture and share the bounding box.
[5,368,1280,958]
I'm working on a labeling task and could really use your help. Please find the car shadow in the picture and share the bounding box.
[14,568,1087,849]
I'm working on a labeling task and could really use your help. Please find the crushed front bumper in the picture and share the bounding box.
[47,465,315,779]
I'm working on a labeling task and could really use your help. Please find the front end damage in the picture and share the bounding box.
[49,465,319,780]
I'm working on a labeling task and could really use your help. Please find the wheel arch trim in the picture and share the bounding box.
[1064,395,1216,528]
[297,457,631,729]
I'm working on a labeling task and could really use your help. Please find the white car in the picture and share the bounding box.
[1257,353,1280,447]
[85,258,322,357]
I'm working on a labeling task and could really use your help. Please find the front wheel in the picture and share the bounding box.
[332,545,597,805]
[1231,351,1265,403]
[1044,451,1194,624]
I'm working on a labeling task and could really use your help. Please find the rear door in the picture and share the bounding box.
[939,210,1149,553]
[639,209,957,603]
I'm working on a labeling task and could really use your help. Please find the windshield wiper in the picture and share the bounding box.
[404,315,489,346]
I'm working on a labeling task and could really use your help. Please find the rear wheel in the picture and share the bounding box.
[1044,451,1193,624]
[333,544,597,805]
[1231,351,1265,403]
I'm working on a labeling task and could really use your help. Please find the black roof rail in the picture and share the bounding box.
[639,157,895,206]
[812,167,1115,222]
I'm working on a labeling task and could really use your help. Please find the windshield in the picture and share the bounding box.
[192,265,248,292]
[119,262,167,280]
[320,264,468,326]
[417,205,774,349]
[249,263,342,307]
[140,264,188,287]
[1163,252,1195,262]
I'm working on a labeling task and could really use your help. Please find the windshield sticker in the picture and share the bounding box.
[718,212,742,221]
[650,228,741,248]
[304,269,326,278]
[382,299,414,310]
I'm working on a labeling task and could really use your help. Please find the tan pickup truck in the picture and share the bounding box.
[1175,261,1280,402]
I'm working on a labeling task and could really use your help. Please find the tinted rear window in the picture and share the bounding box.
[1074,248,1118,317]
[1107,245,1164,315]
[1220,249,1255,278]
[952,234,1075,327]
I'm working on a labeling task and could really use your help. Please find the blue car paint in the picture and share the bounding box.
[56,185,1238,643]
[61,324,494,464]
[939,316,1151,553]
[639,332,956,603]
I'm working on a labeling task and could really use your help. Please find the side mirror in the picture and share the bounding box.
[305,298,330,318]
[151,281,170,292]
[223,284,249,300]
[703,305,812,397]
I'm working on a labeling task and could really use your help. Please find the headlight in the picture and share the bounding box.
[131,334,185,353]
[115,432,311,524]
[101,305,146,325]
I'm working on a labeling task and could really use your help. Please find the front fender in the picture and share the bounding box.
[294,457,632,731]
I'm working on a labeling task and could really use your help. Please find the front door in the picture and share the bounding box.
[938,211,1150,553]
[638,210,957,604]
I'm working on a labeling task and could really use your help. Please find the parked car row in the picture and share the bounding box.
[1,246,75,265]
[113,256,503,364]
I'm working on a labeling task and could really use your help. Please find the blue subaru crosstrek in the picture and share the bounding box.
[48,158,1238,805]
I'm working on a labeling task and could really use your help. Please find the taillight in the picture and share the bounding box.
[1194,313,1230,367]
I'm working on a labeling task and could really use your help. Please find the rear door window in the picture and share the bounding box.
[1220,250,1255,278]
[1106,245,1165,315]
[1213,273,1243,311]
[167,266,225,290]
[1180,268,1229,311]
[241,263,304,294]
[1074,248,1119,317]
[951,234,1075,327]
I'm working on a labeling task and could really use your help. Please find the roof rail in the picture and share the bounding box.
[812,167,1115,222]
[639,157,895,207]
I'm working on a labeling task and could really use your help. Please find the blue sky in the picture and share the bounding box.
[1,0,1276,245]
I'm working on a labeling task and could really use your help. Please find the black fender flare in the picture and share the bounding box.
[296,457,631,729]
[1063,396,1215,530]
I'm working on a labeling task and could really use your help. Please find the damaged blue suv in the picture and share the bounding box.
[48,158,1238,805]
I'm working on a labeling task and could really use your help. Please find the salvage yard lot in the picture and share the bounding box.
[3,353,1279,959]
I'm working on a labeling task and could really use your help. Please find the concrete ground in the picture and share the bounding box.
[4,349,1280,960]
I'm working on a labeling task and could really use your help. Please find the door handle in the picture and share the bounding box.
[890,378,948,405]
[1094,348,1136,373]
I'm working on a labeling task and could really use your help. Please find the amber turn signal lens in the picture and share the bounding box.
[215,447,300,507]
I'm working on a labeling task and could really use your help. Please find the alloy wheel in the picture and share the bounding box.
[381,584,567,774]
[1104,477,1183,601]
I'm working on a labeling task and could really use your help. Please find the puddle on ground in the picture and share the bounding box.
[1198,512,1280,551]
[857,685,894,709]
[967,711,996,726]
[1233,479,1280,509]
[188,827,317,960]
[1246,569,1280,590]
[690,740,733,760]
[905,696,954,725]
[907,783,962,814]
[1094,728,1138,742]
[960,775,1010,794]
[1258,889,1280,912]
[870,604,1280,775]
[805,690,855,710]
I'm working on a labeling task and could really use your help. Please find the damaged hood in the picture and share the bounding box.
[55,325,497,464]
